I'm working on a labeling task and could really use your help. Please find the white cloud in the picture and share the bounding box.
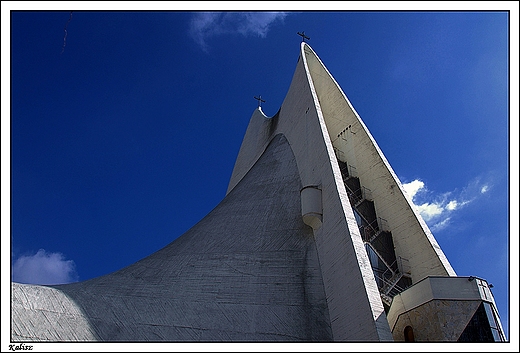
[402,176,491,233]
[402,179,424,200]
[446,200,458,210]
[431,217,452,232]
[403,179,448,222]
[12,249,79,285]
[189,12,287,52]
[415,202,444,221]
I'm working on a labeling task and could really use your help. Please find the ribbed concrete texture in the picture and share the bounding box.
[11,283,98,341]
[14,42,491,342]
[12,134,333,341]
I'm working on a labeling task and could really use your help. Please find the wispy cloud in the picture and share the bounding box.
[430,217,452,232]
[12,249,79,285]
[402,177,492,232]
[189,12,287,52]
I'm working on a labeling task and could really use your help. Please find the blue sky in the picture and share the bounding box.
[3,4,518,342]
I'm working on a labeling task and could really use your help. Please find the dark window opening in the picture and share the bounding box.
[404,326,415,342]
[458,302,503,342]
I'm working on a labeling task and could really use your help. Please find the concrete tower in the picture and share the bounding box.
[11,42,505,342]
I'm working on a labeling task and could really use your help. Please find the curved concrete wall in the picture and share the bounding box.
[11,283,98,341]
[229,42,393,341]
[12,134,333,341]
[12,42,457,342]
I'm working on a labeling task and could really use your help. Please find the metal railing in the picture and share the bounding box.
[359,218,379,242]
[366,217,390,243]
[335,155,410,302]
[376,271,407,296]
[345,185,373,207]
[378,256,411,296]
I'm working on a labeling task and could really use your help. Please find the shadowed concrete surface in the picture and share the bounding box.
[13,42,498,343]
[12,134,333,341]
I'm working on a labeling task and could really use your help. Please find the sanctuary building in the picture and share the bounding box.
[11,42,506,342]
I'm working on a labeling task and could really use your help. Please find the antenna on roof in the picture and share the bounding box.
[297,31,310,42]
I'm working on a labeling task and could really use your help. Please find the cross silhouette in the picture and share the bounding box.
[254,95,266,107]
[297,31,310,42]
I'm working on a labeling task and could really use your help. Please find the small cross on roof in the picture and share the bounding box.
[254,95,266,107]
[297,31,310,42]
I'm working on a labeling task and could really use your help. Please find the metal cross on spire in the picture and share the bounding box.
[297,31,310,42]
[254,95,266,108]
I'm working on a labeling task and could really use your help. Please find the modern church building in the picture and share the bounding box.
[11,42,506,342]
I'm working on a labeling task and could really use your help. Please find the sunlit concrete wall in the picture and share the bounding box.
[11,283,98,341]
[228,42,394,341]
[13,42,458,342]
[302,44,455,283]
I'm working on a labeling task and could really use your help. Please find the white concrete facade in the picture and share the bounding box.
[228,42,458,341]
[12,134,334,341]
[387,276,506,341]
[12,42,499,342]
